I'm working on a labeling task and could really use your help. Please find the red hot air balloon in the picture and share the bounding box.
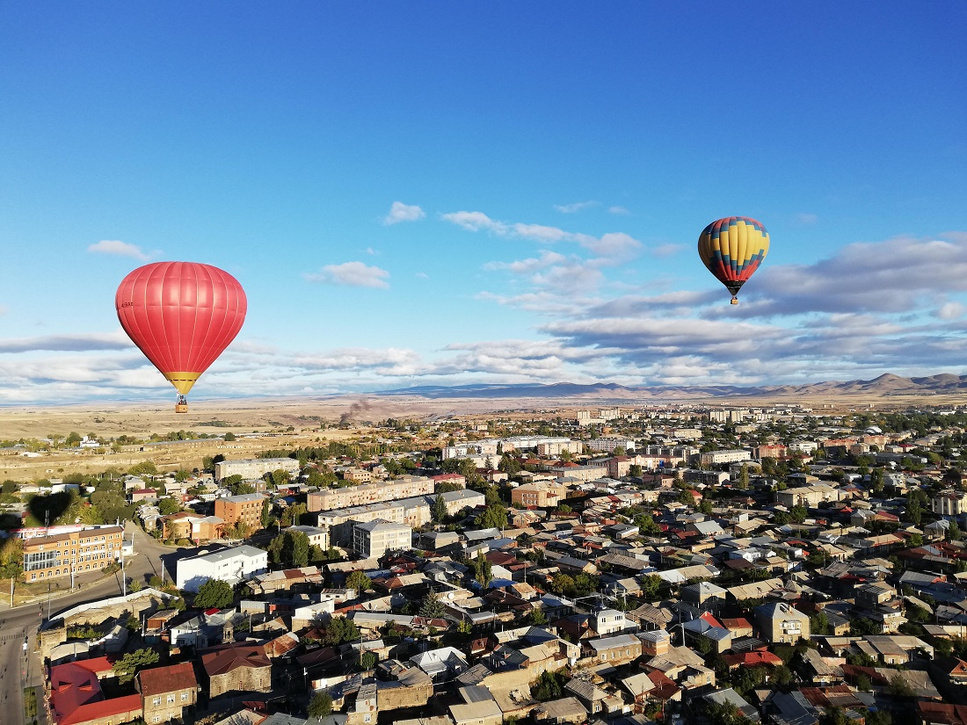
[116,262,247,412]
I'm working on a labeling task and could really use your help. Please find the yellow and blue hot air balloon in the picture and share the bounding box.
[698,216,770,304]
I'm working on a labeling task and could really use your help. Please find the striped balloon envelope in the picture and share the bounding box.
[697,216,770,304]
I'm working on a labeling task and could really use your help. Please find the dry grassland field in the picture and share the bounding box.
[0,389,964,480]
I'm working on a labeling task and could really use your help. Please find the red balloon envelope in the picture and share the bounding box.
[116,262,247,410]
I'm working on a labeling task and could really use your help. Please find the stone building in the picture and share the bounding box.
[137,662,198,724]
[201,643,272,698]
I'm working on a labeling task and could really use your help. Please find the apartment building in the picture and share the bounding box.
[214,493,265,530]
[587,438,636,453]
[176,545,268,593]
[698,449,751,467]
[932,489,967,518]
[353,519,412,558]
[214,457,300,481]
[307,475,434,512]
[21,525,124,582]
[511,480,568,508]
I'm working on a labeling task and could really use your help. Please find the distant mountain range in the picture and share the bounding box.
[379,373,967,401]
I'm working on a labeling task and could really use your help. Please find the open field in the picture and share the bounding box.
[0,388,965,480]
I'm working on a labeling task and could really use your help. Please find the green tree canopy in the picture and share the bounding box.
[308,692,333,719]
[193,578,233,609]
[346,570,372,593]
[112,648,160,684]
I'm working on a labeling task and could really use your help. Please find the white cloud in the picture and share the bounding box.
[0,331,132,353]
[651,243,682,258]
[752,235,967,316]
[303,261,390,289]
[511,223,572,243]
[87,240,150,260]
[795,212,818,226]
[443,209,641,258]
[293,347,422,373]
[554,201,597,214]
[441,210,503,233]
[483,251,567,274]
[383,201,425,225]
[415,272,429,279]
[578,232,641,259]
[936,301,966,320]
[608,206,630,215]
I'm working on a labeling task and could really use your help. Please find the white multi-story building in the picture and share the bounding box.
[214,458,300,481]
[442,440,501,460]
[318,498,431,546]
[286,525,330,550]
[932,489,967,518]
[587,438,636,453]
[698,449,751,467]
[176,545,268,593]
[707,409,750,423]
[352,520,412,558]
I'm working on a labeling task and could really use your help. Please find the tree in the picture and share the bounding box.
[308,692,333,719]
[640,574,662,600]
[1,480,17,495]
[887,673,914,698]
[112,647,159,684]
[432,494,448,523]
[473,556,493,588]
[158,498,181,515]
[950,521,963,542]
[127,460,159,476]
[498,453,521,476]
[550,573,575,596]
[419,591,447,619]
[634,513,661,536]
[810,611,830,635]
[531,669,566,701]
[286,530,310,568]
[223,432,237,441]
[737,463,750,490]
[193,578,233,609]
[260,498,272,528]
[281,502,308,527]
[475,503,508,530]
[359,651,378,671]
[346,570,372,593]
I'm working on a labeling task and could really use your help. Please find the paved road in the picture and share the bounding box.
[0,522,178,722]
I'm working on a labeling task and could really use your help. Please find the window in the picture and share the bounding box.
[167,694,175,703]
[181,692,189,701]
[153,697,162,706]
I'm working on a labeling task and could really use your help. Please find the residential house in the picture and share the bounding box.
[755,602,810,644]
[201,643,273,698]
[137,662,198,724]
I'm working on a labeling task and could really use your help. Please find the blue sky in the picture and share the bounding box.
[1,3,966,406]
